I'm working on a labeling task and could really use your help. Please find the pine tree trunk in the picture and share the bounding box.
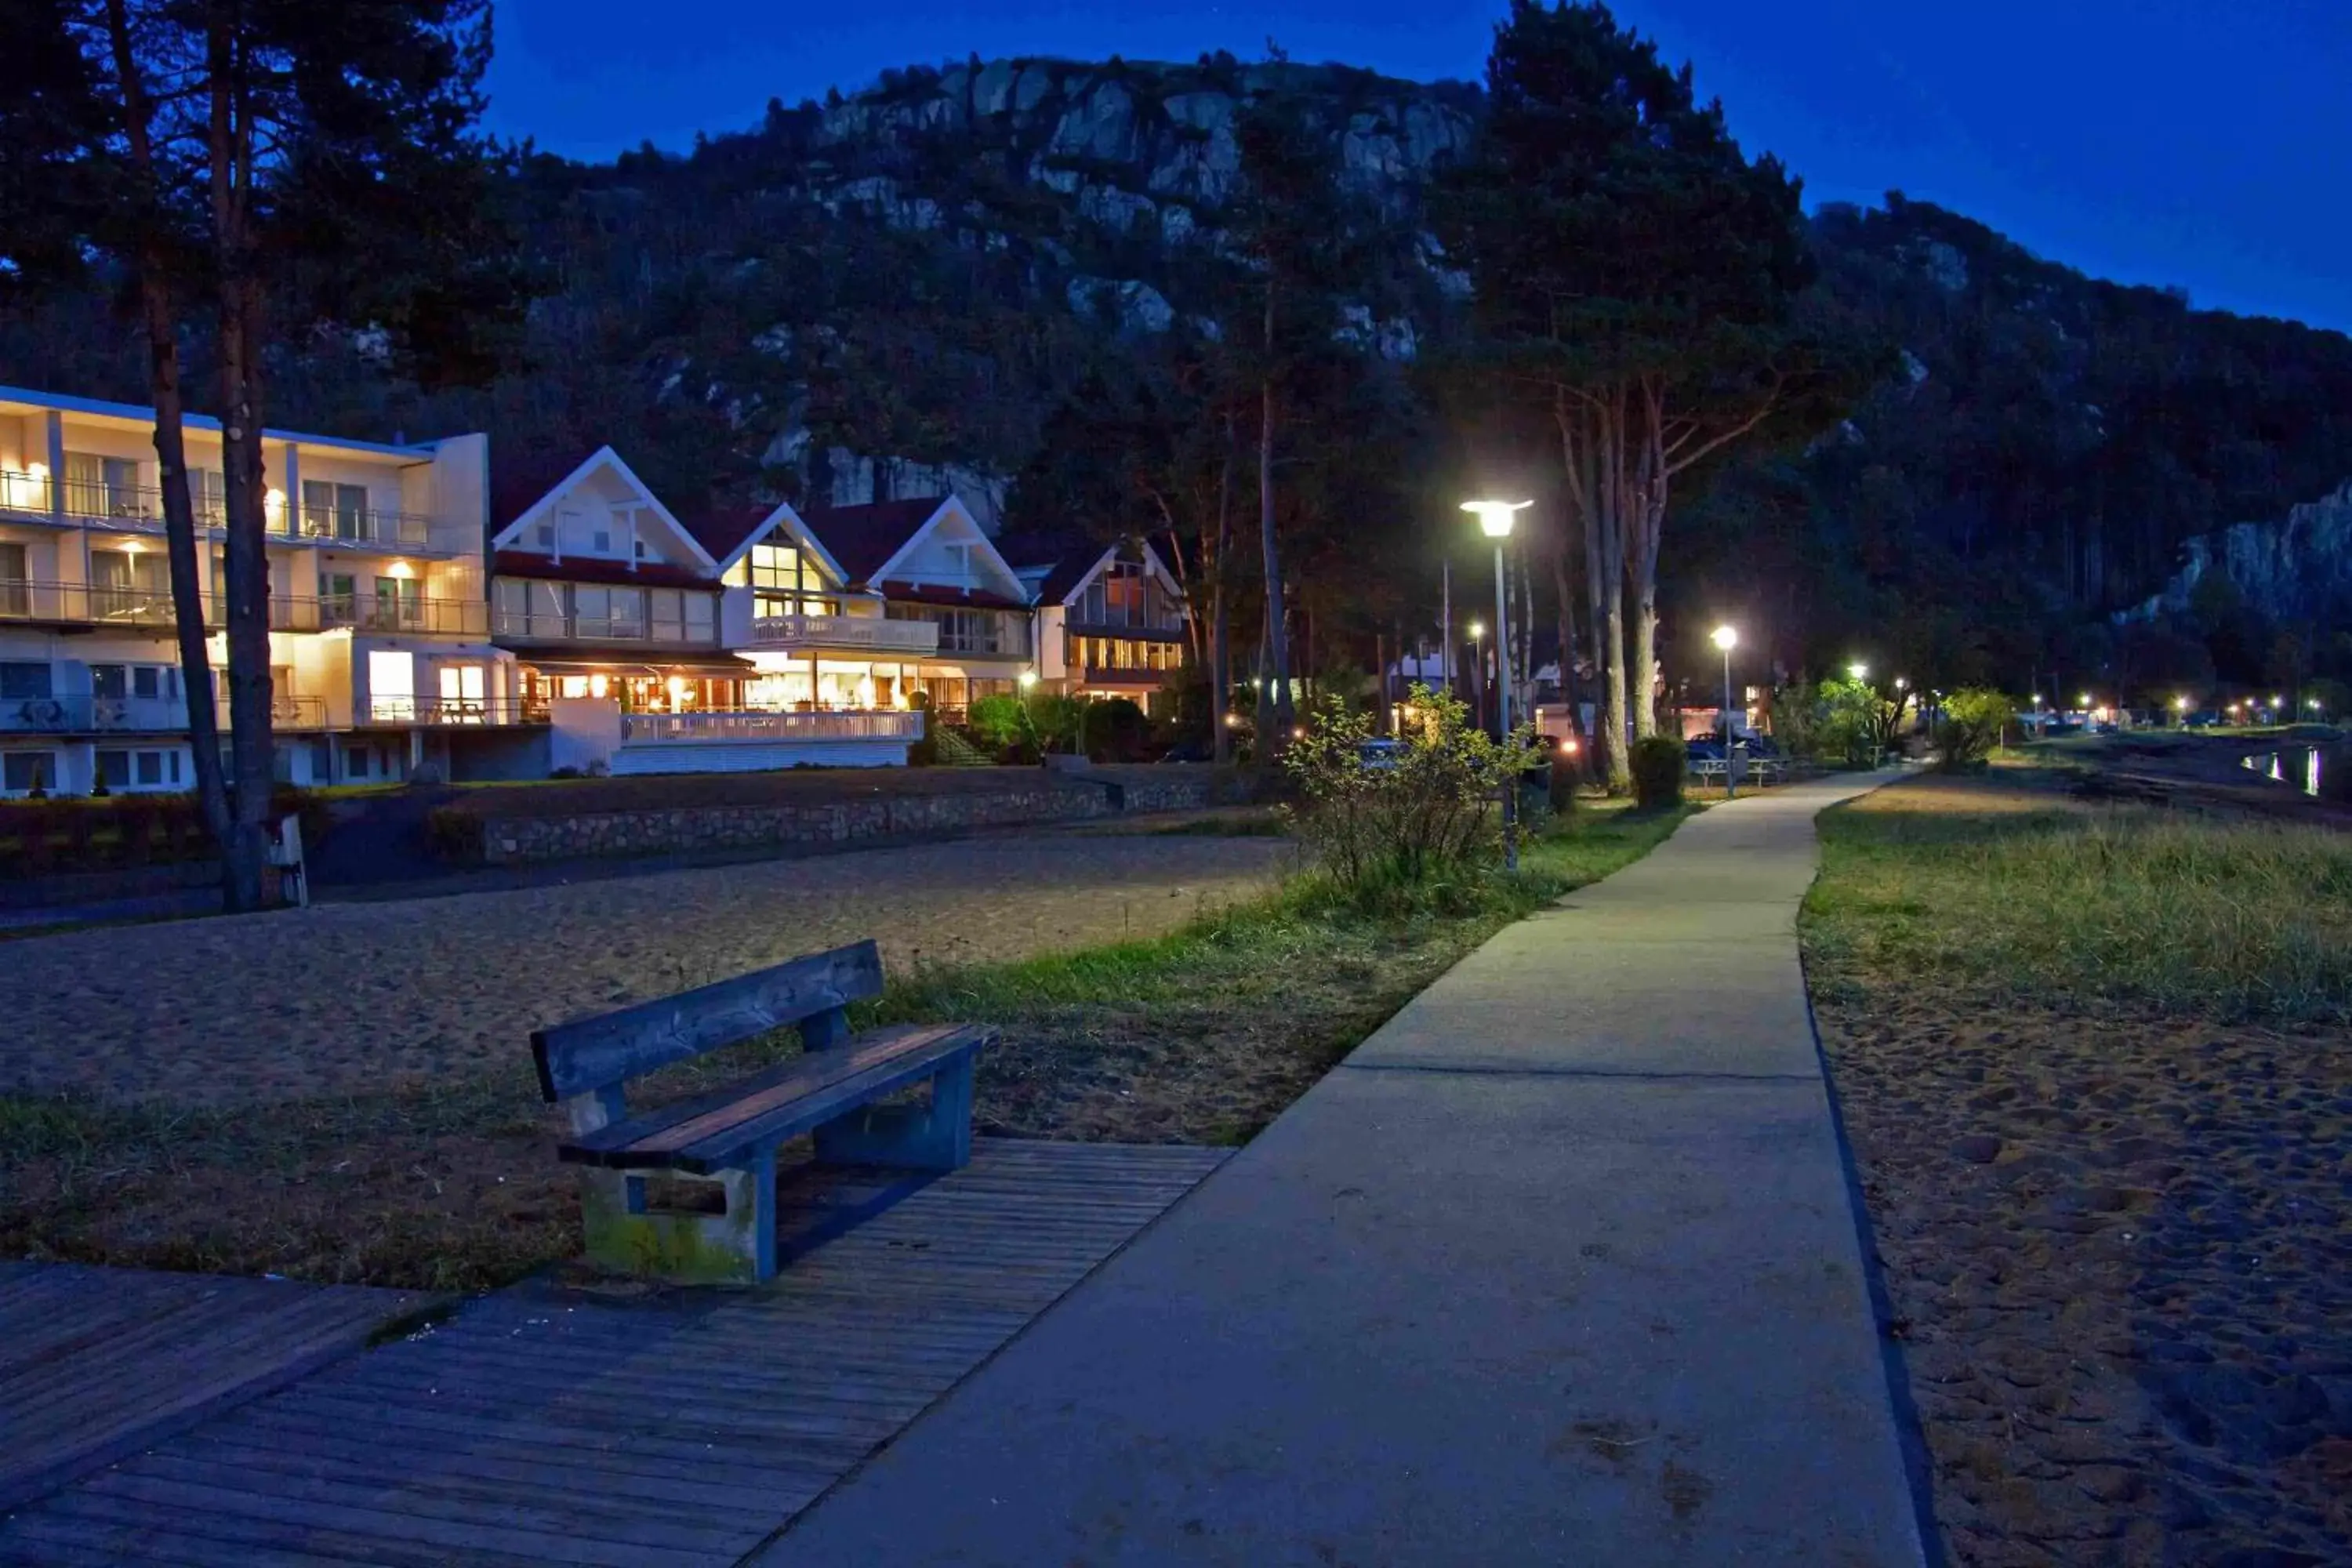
[1550,535,1584,757]
[210,31,274,911]
[1632,588,1658,742]
[1258,375,1293,742]
[106,0,234,859]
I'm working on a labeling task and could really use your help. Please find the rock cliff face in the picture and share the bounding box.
[2127,482,2352,623]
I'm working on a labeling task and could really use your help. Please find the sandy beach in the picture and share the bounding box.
[4,829,1290,1107]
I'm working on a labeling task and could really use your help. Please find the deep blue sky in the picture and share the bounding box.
[482,0,2351,334]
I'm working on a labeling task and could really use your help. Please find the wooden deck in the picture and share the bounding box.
[0,1139,1225,1566]
[0,1263,441,1514]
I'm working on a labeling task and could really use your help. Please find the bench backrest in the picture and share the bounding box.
[532,939,885,1103]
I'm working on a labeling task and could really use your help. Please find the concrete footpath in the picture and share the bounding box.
[761,775,1926,1566]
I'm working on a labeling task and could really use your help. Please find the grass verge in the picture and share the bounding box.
[2,801,1692,1292]
[1804,774,2352,1022]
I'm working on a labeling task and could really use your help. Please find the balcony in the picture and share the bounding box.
[0,581,486,635]
[619,710,924,745]
[0,472,435,548]
[0,691,328,734]
[492,609,720,646]
[746,614,939,655]
[362,695,533,727]
[0,580,178,629]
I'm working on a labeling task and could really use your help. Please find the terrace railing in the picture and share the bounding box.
[619,710,924,745]
[747,614,939,654]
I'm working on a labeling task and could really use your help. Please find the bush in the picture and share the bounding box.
[906,690,939,767]
[1080,697,1152,763]
[1548,754,1581,815]
[1279,683,1544,908]
[1024,691,1084,754]
[966,693,1027,750]
[1935,688,2016,771]
[1630,735,1686,809]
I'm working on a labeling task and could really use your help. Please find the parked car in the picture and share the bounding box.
[1358,739,1406,771]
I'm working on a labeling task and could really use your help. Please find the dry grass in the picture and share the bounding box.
[2,803,1691,1290]
[1806,774,2352,1022]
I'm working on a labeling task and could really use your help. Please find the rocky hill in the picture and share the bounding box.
[6,54,2350,678]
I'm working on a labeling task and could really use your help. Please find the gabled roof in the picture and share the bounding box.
[798,497,949,586]
[681,499,851,588]
[1002,535,1184,609]
[489,448,601,534]
[486,445,717,572]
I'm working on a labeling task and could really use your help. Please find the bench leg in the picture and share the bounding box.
[812,1053,975,1173]
[576,1149,778,1285]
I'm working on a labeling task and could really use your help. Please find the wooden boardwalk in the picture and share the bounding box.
[0,1263,441,1514]
[0,1139,1225,1566]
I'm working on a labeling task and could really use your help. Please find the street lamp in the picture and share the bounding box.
[1462,499,1532,871]
[1017,670,1038,691]
[1711,626,1738,799]
[1847,662,1868,682]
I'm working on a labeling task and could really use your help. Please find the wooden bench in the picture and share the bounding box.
[530,939,993,1283]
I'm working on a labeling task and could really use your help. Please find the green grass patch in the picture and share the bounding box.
[1803,782,2352,1022]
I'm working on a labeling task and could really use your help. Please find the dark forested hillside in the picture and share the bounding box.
[5,56,2348,690]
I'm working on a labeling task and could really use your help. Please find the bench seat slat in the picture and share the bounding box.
[560,1024,993,1175]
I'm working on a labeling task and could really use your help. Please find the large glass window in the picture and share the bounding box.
[89,547,168,621]
[748,542,837,619]
[302,479,368,539]
[3,751,56,793]
[0,542,29,616]
[0,661,53,699]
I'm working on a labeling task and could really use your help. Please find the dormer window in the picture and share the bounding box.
[534,524,554,549]
[593,529,612,554]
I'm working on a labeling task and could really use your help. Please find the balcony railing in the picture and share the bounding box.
[219,693,331,731]
[492,609,720,645]
[362,695,533,727]
[747,614,939,654]
[620,710,924,746]
[0,581,485,635]
[0,472,435,547]
[2,691,328,733]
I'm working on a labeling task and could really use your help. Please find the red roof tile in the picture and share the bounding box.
[799,498,948,584]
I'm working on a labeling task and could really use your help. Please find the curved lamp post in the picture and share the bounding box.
[1711,625,1738,799]
[1462,499,1532,871]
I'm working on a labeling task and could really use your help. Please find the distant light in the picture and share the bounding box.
[1461,499,1533,539]
[1468,621,1485,641]
[387,560,413,579]
[2079,693,2092,706]
[1291,726,1305,739]
[2174,695,2191,710]
[2270,695,2283,706]
[1894,676,1908,689]
[120,539,142,554]
[1711,625,1737,652]
[1559,737,1581,756]
[1847,662,1867,681]
[1017,670,1038,690]
[1223,713,1242,728]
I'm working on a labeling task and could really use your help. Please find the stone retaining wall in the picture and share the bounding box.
[458,772,1225,866]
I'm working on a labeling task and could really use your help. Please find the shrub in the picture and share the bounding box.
[1630,735,1686,809]
[1935,688,2016,771]
[906,691,939,766]
[1024,691,1084,754]
[1548,754,1581,816]
[966,693,1027,750]
[1279,683,1544,907]
[1080,697,1151,763]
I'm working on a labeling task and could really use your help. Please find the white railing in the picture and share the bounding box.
[621,709,924,745]
[747,613,939,654]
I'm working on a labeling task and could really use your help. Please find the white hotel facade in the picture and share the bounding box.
[0,385,1191,794]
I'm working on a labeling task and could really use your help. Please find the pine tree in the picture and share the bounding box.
[0,0,522,906]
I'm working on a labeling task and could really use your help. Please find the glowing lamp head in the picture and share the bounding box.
[1847,662,1867,681]
[1017,670,1038,691]
[1710,625,1737,652]
[1461,499,1533,539]
[1559,737,1581,757]
[1468,620,1485,641]
[2174,695,2190,711]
